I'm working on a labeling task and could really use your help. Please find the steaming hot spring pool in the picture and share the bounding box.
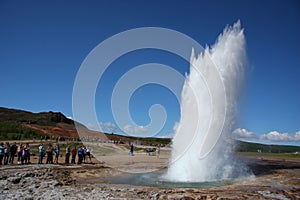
[77,170,242,188]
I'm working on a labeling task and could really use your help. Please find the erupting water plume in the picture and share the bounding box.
[164,21,250,182]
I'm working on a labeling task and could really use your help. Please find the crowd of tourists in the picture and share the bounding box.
[38,143,92,165]
[0,142,92,165]
[0,142,31,165]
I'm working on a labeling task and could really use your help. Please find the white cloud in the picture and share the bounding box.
[67,116,73,120]
[232,128,255,138]
[259,131,296,142]
[295,131,300,141]
[86,121,118,132]
[86,122,99,131]
[159,132,175,139]
[233,128,300,143]
[123,124,147,134]
[100,122,118,133]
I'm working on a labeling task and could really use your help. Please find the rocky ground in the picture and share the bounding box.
[0,156,299,200]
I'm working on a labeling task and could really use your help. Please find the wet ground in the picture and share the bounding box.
[0,155,299,199]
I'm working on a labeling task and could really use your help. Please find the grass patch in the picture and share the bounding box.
[0,122,44,140]
[236,141,300,153]
[237,152,300,159]
[90,145,116,156]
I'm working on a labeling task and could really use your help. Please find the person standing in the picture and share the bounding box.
[129,144,134,156]
[26,143,31,164]
[9,142,17,164]
[86,146,92,163]
[54,144,60,164]
[0,143,4,165]
[38,143,44,164]
[77,146,83,164]
[65,145,70,164]
[71,146,77,164]
[4,142,10,165]
[83,146,87,163]
[17,144,23,165]
[22,144,29,164]
[46,144,53,164]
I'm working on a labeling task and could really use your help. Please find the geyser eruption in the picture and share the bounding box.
[165,21,249,182]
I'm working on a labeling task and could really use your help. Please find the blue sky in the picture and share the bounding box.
[0,1,299,145]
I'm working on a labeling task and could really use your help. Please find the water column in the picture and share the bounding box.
[165,21,248,182]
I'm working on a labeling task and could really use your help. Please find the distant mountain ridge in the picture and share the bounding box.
[0,107,299,153]
[0,107,73,126]
[0,107,88,140]
[0,107,170,145]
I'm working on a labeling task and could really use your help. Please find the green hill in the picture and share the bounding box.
[0,107,77,140]
[105,132,171,146]
[236,140,300,153]
[0,107,73,126]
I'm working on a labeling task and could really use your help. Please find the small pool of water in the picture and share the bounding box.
[79,171,235,188]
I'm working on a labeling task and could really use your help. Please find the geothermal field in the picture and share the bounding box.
[0,142,299,199]
[1,21,299,199]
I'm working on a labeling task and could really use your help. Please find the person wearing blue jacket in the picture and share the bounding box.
[38,143,45,164]
[77,146,83,164]
[0,142,4,165]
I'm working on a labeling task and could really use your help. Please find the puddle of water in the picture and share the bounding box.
[78,171,234,188]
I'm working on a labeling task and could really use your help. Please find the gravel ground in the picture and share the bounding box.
[0,157,299,200]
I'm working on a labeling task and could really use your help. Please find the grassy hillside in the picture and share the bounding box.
[0,107,77,140]
[0,121,43,140]
[0,107,73,126]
